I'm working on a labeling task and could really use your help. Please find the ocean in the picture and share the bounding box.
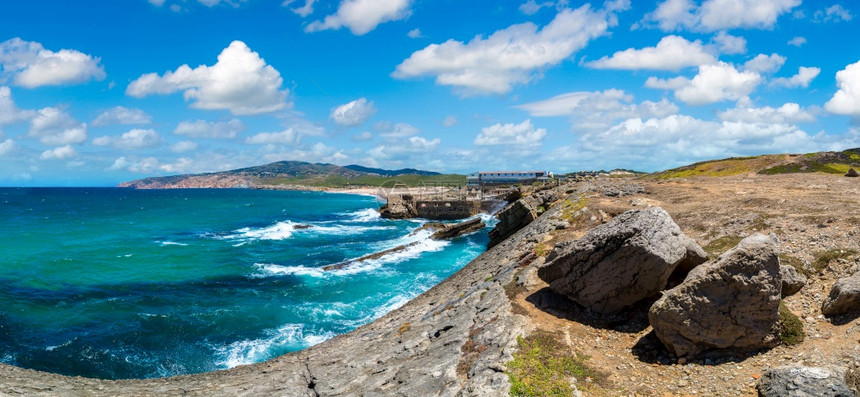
[0,188,492,380]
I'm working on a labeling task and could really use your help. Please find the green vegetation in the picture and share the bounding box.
[534,243,550,257]
[559,195,588,223]
[652,156,781,179]
[262,173,466,188]
[703,235,743,259]
[507,331,605,397]
[759,163,851,175]
[650,149,860,179]
[778,301,804,346]
[811,249,858,274]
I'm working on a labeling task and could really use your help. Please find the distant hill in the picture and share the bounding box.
[118,161,462,189]
[651,148,860,179]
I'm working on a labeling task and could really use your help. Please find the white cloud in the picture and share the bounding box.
[149,0,166,6]
[284,0,316,17]
[93,128,162,149]
[39,145,77,160]
[0,86,33,125]
[642,0,800,32]
[814,4,853,23]
[173,119,245,139]
[712,31,746,54]
[245,129,299,144]
[646,62,761,105]
[743,53,785,74]
[825,60,860,116]
[442,115,457,127]
[770,66,821,88]
[0,138,16,156]
[0,38,106,88]
[170,141,199,153]
[306,0,412,35]
[407,28,422,38]
[587,35,715,71]
[787,36,807,47]
[519,0,553,15]
[368,135,440,160]
[330,98,377,126]
[352,131,373,141]
[474,119,546,146]
[393,5,614,95]
[28,107,88,145]
[718,102,815,124]
[374,121,419,138]
[92,106,152,127]
[127,41,290,115]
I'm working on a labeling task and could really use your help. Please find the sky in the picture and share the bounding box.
[1,0,860,186]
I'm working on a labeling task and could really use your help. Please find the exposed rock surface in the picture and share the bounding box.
[757,366,856,397]
[822,272,860,316]
[537,207,707,314]
[378,194,418,219]
[649,234,782,358]
[428,218,486,239]
[846,168,859,177]
[487,186,570,248]
[781,264,808,297]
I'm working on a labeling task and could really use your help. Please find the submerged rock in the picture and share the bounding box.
[822,272,860,316]
[537,207,707,314]
[649,234,782,358]
[781,264,808,297]
[757,366,856,397]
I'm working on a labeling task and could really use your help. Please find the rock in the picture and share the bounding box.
[323,242,419,271]
[537,207,707,313]
[822,272,860,316]
[487,199,539,248]
[846,168,859,177]
[428,218,486,240]
[847,362,860,393]
[379,194,418,219]
[649,234,782,358]
[757,366,856,397]
[781,264,808,297]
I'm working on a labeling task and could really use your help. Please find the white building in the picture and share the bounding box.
[466,171,552,186]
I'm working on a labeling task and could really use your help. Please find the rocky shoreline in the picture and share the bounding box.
[3,173,860,396]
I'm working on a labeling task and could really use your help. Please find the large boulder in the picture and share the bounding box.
[487,199,539,248]
[649,234,782,358]
[822,272,860,316]
[757,366,856,397]
[537,207,707,313]
[781,264,808,297]
[846,168,859,177]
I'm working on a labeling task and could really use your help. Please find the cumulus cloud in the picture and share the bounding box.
[374,121,419,138]
[0,38,106,88]
[770,66,821,88]
[0,138,16,156]
[642,0,800,32]
[173,119,245,139]
[306,0,412,35]
[825,60,860,116]
[517,89,679,131]
[170,140,199,153]
[519,0,554,15]
[587,35,715,71]
[712,31,746,54]
[787,36,807,47]
[28,107,88,146]
[814,4,853,23]
[0,86,33,125]
[92,106,152,127]
[245,128,299,144]
[474,119,546,146]
[39,145,77,160]
[330,98,377,126]
[743,53,786,74]
[407,28,422,38]
[646,62,761,105]
[127,41,290,115]
[93,128,162,149]
[718,102,815,124]
[352,131,373,141]
[283,0,316,17]
[393,5,614,95]
[368,135,440,160]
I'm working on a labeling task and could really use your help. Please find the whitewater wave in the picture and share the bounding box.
[340,208,381,223]
[214,323,335,369]
[228,220,298,241]
[158,240,189,247]
[221,214,394,242]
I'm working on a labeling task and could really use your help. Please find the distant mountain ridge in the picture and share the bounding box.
[118,161,449,189]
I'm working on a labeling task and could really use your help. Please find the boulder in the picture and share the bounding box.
[379,194,418,219]
[781,264,808,297]
[537,207,707,313]
[757,366,856,397]
[846,168,859,178]
[822,272,860,316]
[428,218,486,240]
[487,199,539,248]
[649,234,782,358]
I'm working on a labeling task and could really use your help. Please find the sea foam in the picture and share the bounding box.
[214,323,335,369]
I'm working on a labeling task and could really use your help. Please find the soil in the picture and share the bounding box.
[510,172,860,396]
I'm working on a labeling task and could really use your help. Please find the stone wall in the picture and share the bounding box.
[414,200,482,220]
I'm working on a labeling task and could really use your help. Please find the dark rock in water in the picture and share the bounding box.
[537,207,707,314]
[293,224,312,230]
[429,218,485,240]
[846,168,859,177]
[649,234,782,358]
[781,264,808,297]
[757,366,856,397]
[822,272,860,316]
[323,242,419,271]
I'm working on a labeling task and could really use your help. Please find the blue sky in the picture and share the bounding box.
[1,0,859,186]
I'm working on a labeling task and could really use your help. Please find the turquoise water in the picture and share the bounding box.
[0,188,491,379]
